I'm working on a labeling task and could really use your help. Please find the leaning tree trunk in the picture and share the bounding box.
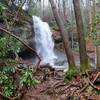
[73,0,88,68]
[49,0,76,67]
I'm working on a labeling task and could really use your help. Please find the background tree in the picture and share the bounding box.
[63,0,67,20]
[73,0,89,71]
[49,0,76,68]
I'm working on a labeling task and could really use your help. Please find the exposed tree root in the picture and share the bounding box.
[21,69,100,100]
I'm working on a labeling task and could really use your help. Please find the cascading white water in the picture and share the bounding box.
[14,0,20,6]
[14,0,30,11]
[22,0,30,11]
[14,0,69,71]
[32,16,57,66]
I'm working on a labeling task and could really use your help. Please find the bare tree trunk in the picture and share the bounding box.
[58,0,61,14]
[89,2,92,36]
[73,0,88,67]
[96,46,100,68]
[92,0,96,17]
[49,0,76,67]
[56,0,58,9]
[71,3,74,49]
[42,0,45,17]
[63,0,67,20]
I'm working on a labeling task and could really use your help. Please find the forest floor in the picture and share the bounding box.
[21,41,100,100]
[21,40,100,100]
[22,68,100,100]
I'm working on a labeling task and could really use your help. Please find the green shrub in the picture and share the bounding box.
[0,35,39,98]
[64,66,78,83]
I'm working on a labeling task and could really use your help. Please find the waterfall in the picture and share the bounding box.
[14,0,20,6]
[22,0,30,11]
[32,16,57,66]
[14,0,69,71]
[14,0,30,11]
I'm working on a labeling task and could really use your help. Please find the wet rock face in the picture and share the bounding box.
[53,30,62,43]
[52,27,78,50]
[10,14,36,60]
[18,48,36,60]
[17,22,36,60]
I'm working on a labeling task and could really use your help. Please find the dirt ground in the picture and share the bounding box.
[21,43,98,100]
[0,68,99,100]
[21,68,100,100]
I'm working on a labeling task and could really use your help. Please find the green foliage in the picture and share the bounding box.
[0,65,39,97]
[0,4,7,22]
[92,12,100,46]
[20,68,40,87]
[2,65,16,74]
[64,66,78,83]
[0,36,39,97]
[0,69,15,97]
[0,0,8,16]
[0,36,21,59]
[80,64,91,73]
[0,2,7,14]
[93,88,100,95]
[0,1,19,97]
[0,28,39,98]
[0,0,40,98]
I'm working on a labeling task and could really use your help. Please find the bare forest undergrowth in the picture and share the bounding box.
[21,68,100,100]
[18,45,100,100]
[0,65,100,100]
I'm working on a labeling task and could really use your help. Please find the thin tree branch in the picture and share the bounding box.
[0,27,41,66]
[86,71,100,91]
[92,71,100,83]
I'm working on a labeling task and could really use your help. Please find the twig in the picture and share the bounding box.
[11,0,27,25]
[92,71,100,83]
[53,80,64,88]
[58,84,72,94]
[70,88,78,98]
[86,71,100,91]
[87,78,100,91]
[80,83,88,92]
[0,27,41,68]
